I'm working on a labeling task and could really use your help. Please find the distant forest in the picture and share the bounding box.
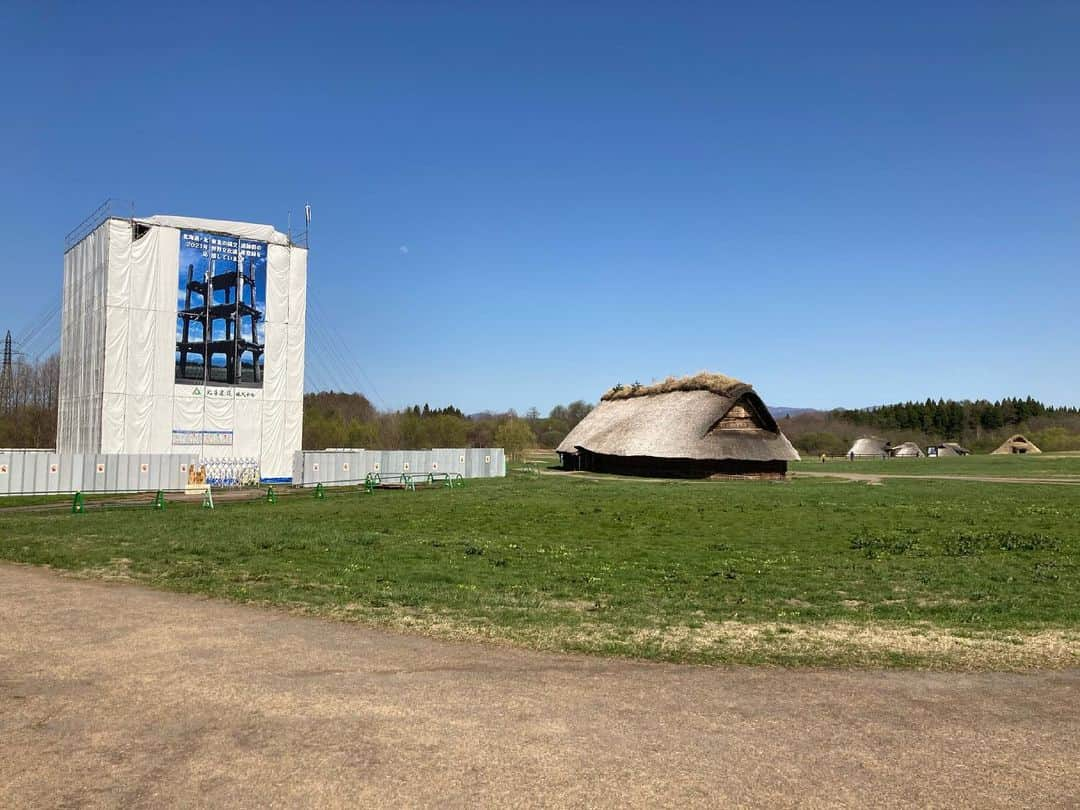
[783,398,1080,456]
[302,392,592,459]
[0,354,58,448]
[3,354,1079,457]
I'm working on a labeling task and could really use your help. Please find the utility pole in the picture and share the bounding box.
[0,329,13,413]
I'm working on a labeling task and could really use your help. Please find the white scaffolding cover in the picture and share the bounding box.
[57,216,307,479]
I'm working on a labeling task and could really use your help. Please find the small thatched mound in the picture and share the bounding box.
[991,434,1041,455]
[602,372,747,402]
[889,441,924,458]
[933,442,971,457]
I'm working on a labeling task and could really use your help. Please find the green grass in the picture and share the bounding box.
[0,492,138,508]
[2,472,1078,669]
[791,452,1080,479]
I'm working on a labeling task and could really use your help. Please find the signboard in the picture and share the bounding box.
[175,229,267,387]
[185,386,259,400]
[172,429,233,446]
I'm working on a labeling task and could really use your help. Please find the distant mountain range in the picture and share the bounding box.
[768,406,820,419]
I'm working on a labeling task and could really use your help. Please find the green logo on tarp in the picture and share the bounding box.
[192,388,201,396]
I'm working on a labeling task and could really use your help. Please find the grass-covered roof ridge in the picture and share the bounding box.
[601,372,749,401]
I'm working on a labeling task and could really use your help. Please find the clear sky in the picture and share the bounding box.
[3,2,1078,413]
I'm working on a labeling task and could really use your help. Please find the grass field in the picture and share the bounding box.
[790,452,1080,479]
[2,467,1078,669]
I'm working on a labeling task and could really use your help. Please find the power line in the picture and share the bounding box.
[14,302,61,356]
[306,293,388,408]
[302,311,353,394]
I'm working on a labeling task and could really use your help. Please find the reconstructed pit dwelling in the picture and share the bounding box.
[556,373,800,479]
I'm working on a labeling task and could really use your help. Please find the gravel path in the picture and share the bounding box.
[2,564,1078,808]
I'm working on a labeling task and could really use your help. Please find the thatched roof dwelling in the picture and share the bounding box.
[848,437,890,458]
[929,442,970,457]
[889,441,924,458]
[991,434,1041,455]
[556,372,799,479]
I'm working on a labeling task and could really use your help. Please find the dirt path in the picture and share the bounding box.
[2,565,1078,808]
[794,470,1080,485]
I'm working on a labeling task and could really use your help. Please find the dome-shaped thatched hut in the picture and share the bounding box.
[848,437,890,458]
[556,372,800,479]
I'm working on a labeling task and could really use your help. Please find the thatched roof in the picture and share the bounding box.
[991,434,1042,455]
[602,372,749,402]
[557,373,799,463]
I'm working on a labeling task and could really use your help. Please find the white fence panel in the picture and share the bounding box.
[291,448,506,487]
[0,451,200,496]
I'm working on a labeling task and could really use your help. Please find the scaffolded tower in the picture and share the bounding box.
[176,256,264,385]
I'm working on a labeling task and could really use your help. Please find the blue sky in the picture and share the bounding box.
[3,2,1078,413]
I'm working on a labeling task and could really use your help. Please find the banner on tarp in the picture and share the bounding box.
[175,229,267,387]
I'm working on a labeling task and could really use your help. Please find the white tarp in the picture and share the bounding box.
[57,220,109,453]
[57,215,307,479]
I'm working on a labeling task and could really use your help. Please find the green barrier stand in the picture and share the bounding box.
[266,486,277,504]
[71,492,85,514]
[153,490,166,511]
[202,488,214,510]
[314,483,326,500]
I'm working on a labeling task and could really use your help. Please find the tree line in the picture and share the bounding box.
[834,397,1077,437]
[302,392,592,459]
[784,397,1080,456]
[0,354,59,448]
